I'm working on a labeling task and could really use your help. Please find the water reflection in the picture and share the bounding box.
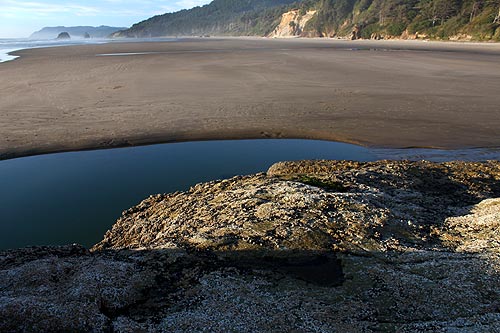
[0,139,375,249]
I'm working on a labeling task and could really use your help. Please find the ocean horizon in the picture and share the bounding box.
[0,37,180,63]
[0,37,112,62]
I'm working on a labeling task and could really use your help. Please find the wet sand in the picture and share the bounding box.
[1,38,500,160]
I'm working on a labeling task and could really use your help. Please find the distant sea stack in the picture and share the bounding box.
[30,26,127,39]
[84,32,91,39]
[56,32,71,40]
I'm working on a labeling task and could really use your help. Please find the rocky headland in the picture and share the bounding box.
[1,160,500,332]
[30,26,126,39]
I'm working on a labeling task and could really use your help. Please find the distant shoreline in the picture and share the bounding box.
[1,38,500,161]
[0,38,113,63]
[4,36,500,64]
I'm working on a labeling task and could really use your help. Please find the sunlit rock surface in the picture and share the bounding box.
[1,160,499,332]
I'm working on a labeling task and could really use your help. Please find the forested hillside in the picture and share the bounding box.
[310,0,500,40]
[113,0,500,41]
[112,0,301,37]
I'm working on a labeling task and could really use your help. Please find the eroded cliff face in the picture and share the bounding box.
[1,160,500,332]
[270,10,317,37]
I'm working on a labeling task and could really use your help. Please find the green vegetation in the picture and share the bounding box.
[295,175,348,192]
[114,0,500,41]
[310,0,500,40]
[115,0,300,37]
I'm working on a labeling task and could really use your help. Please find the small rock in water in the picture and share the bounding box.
[56,32,71,40]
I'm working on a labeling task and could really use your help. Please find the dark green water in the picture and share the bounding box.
[0,139,376,250]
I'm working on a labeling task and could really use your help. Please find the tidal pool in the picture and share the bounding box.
[0,139,376,250]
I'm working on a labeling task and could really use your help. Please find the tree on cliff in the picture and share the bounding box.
[310,0,356,36]
[421,0,460,26]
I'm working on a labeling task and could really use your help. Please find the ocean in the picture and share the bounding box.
[0,37,111,62]
[0,37,181,63]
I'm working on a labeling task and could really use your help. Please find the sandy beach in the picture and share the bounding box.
[1,37,499,159]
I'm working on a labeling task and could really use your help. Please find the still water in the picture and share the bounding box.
[0,139,376,250]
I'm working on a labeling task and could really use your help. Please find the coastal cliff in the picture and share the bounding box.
[113,0,500,41]
[1,160,500,332]
[270,9,317,37]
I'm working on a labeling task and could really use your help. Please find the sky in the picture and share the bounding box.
[0,0,212,38]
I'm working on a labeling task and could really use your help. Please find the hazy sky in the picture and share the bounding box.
[0,0,212,38]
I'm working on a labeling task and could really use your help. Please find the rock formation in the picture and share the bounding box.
[270,9,317,37]
[350,25,361,40]
[84,32,91,39]
[56,32,71,40]
[30,26,127,39]
[1,160,499,332]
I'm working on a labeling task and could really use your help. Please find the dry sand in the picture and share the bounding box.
[1,38,499,159]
